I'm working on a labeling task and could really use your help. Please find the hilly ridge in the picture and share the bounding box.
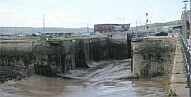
[0,27,94,35]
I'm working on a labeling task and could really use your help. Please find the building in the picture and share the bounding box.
[94,24,130,33]
[181,10,190,39]
[94,24,130,39]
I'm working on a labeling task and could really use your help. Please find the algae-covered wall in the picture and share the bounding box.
[0,41,34,82]
[0,37,131,82]
[132,37,176,78]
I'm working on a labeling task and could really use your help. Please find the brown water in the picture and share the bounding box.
[0,59,166,97]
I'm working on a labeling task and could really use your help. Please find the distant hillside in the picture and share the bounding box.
[130,20,181,32]
[0,27,93,35]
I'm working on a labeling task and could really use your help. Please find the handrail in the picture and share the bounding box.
[180,34,191,97]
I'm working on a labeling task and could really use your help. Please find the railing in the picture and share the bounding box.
[180,34,191,97]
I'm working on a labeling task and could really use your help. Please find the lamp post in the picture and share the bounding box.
[183,0,189,10]
[182,0,189,42]
[43,14,46,34]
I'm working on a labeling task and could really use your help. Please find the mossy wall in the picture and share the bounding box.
[0,49,34,82]
[0,37,131,82]
[132,38,176,78]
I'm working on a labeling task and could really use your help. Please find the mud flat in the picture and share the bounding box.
[0,59,167,97]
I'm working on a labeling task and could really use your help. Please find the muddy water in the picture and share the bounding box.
[0,59,166,97]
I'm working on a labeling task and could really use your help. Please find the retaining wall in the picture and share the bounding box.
[0,37,131,82]
[132,37,176,78]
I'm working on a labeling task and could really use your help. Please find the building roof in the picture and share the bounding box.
[94,24,130,26]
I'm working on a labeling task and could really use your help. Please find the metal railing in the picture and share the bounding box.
[180,34,191,97]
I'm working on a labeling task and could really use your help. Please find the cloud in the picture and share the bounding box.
[38,10,89,27]
[0,3,75,27]
[45,11,76,18]
[0,3,12,14]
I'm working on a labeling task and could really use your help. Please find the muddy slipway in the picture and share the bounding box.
[0,59,166,97]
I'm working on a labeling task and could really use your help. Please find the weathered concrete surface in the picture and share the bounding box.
[132,36,176,78]
[0,37,131,82]
[168,39,189,97]
[0,40,34,83]
[0,50,34,83]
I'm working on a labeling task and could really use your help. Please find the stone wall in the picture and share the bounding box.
[132,37,176,78]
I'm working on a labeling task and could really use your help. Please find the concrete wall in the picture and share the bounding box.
[0,49,34,82]
[0,37,131,82]
[132,37,176,78]
[0,40,33,50]
[41,38,130,73]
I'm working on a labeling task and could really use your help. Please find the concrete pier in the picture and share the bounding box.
[132,35,190,96]
[132,36,176,78]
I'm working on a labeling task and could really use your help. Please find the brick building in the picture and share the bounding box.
[94,24,130,33]
[94,24,130,39]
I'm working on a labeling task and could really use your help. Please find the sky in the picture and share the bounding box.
[0,0,187,28]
